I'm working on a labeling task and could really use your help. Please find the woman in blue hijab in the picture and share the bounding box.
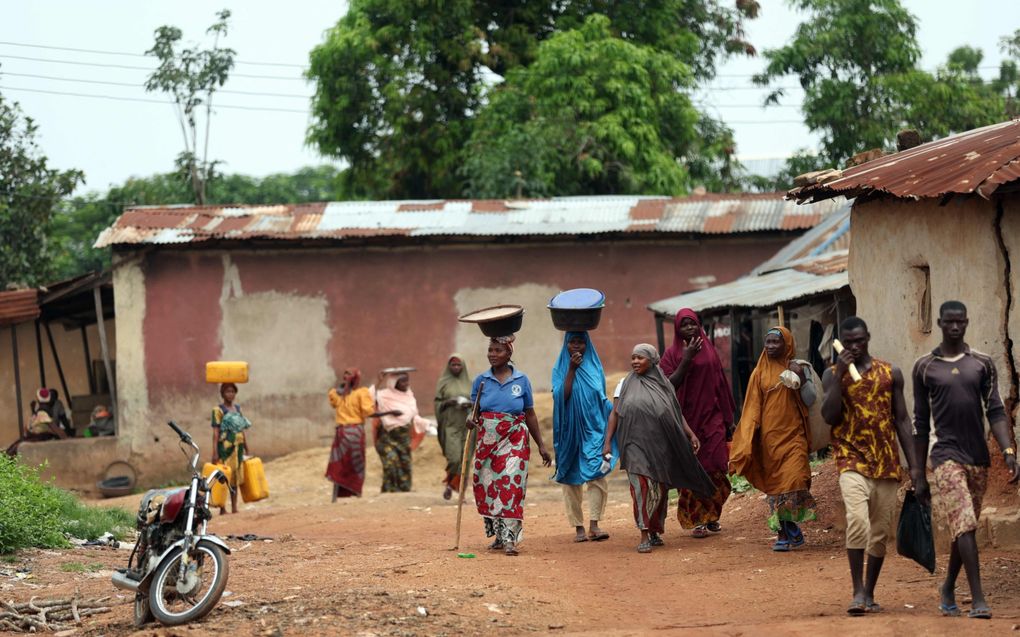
[552,331,618,542]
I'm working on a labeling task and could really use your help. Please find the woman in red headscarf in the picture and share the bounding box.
[660,309,735,538]
[730,326,817,552]
[326,368,401,501]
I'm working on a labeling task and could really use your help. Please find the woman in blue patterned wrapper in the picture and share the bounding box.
[468,335,552,556]
[552,331,618,542]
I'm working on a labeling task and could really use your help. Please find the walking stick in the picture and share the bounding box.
[453,380,484,550]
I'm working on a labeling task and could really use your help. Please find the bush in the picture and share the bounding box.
[0,455,134,554]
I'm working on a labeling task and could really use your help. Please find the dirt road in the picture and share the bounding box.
[4,442,1020,636]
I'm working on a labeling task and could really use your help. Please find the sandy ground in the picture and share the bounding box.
[4,384,1020,635]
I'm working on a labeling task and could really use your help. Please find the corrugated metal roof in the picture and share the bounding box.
[0,289,40,326]
[750,203,851,275]
[792,119,1020,202]
[647,250,849,316]
[95,194,846,248]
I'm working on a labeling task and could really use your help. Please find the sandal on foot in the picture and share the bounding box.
[939,603,961,617]
[968,607,991,619]
[706,521,721,533]
[846,601,867,616]
[788,528,805,548]
[588,531,610,542]
[488,540,504,551]
[866,602,882,613]
[636,542,652,554]
[692,525,709,539]
[573,534,589,543]
[504,545,519,556]
[648,533,664,547]
[442,486,453,501]
[772,538,791,552]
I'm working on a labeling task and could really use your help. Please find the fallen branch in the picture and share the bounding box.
[0,596,114,633]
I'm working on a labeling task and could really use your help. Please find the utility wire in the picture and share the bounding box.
[0,39,307,69]
[0,53,307,81]
[0,85,309,113]
[0,71,313,99]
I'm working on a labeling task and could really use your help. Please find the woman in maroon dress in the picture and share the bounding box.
[660,309,736,538]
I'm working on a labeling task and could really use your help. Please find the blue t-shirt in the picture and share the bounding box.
[471,366,534,415]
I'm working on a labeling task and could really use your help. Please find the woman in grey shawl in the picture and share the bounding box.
[602,343,716,553]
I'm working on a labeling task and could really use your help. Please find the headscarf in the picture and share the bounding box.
[551,332,617,484]
[341,368,362,396]
[659,309,735,472]
[375,374,429,449]
[490,335,515,358]
[435,354,472,419]
[728,326,811,494]
[614,343,715,496]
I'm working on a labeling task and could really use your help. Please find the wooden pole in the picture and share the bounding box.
[12,326,24,436]
[34,320,46,388]
[453,380,484,550]
[44,323,70,407]
[80,325,96,394]
[777,305,785,328]
[93,288,116,427]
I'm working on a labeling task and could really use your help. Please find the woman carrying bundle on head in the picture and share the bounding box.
[468,335,552,556]
[551,331,617,543]
[603,344,715,554]
[729,326,817,552]
[660,309,736,538]
[435,354,472,500]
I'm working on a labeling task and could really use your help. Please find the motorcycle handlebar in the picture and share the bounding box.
[167,420,191,442]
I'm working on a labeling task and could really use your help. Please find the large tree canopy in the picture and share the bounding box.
[0,91,82,288]
[756,0,1010,173]
[307,0,759,199]
[462,15,704,197]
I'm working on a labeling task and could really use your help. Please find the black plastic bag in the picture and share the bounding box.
[897,490,936,573]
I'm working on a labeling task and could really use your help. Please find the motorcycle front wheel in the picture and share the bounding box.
[148,540,229,626]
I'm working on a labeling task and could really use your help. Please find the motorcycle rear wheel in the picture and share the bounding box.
[149,541,229,626]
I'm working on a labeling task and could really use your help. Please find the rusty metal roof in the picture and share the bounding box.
[647,250,849,316]
[792,119,1020,202]
[0,289,40,327]
[95,194,847,248]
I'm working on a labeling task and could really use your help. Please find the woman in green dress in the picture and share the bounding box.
[435,354,472,500]
[211,383,252,515]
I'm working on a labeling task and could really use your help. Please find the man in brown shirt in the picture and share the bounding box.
[913,300,1019,619]
[822,316,922,615]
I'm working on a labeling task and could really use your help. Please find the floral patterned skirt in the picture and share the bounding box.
[766,489,817,532]
[676,470,731,528]
[472,411,530,542]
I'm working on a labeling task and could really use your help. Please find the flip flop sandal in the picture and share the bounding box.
[706,522,722,533]
[488,540,504,551]
[968,607,992,619]
[588,531,610,542]
[504,545,519,556]
[788,528,805,548]
[442,486,453,501]
[846,601,867,616]
[772,539,791,552]
[636,542,652,554]
[866,602,882,613]
[691,525,709,539]
[648,533,664,547]
[939,603,961,617]
[573,535,589,543]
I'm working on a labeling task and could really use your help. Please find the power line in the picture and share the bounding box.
[0,53,308,81]
[0,71,312,99]
[0,39,307,69]
[0,85,309,113]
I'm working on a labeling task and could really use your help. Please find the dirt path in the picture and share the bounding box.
[5,444,1020,636]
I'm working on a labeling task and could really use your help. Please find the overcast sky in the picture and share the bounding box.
[0,1,1015,195]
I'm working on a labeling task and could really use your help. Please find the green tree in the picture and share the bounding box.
[0,89,83,288]
[307,0,759,199]
[462,15,702,196]
[145,9,235,205]
[756,0,1010,173]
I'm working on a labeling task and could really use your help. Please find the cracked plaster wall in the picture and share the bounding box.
[850,196,1018,438]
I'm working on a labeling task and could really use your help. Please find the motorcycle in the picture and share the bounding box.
[111,420,232,626]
